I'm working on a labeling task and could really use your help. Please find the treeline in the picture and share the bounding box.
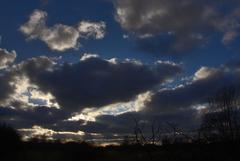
[121,87,240,146]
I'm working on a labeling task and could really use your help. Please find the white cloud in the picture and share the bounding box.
[18,125,85,141]
[123,34,129,39]
[19,10,47,39]
[7,76,59,109]
[68,91,152,122]
[80,53,99,61]
[20,10,106,52]
[41,24,80,51]
[222,30,238,45]
[193,66,217,81]
[0,48,17,69]
[78,21,106,39]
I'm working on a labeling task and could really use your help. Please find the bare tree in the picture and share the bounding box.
[132,117,147,145]
[131,117,155,161]
[201,87,240,141]
[166,122,180,142]
[150,119,162,145]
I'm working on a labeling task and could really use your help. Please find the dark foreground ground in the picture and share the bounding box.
[1,141,240,161]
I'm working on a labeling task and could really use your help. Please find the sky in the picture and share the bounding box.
[1,0,240,143]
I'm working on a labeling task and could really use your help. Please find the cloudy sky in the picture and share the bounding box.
[1,0,240,142]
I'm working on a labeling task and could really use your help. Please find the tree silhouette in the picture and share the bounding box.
[0,123,21,146]
[132,117,147,145]
[0,123,21,161]
[201,87,240,142]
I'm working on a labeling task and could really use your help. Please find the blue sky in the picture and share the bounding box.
[0,0,139,61]
[1,0,240,141]
[0,0,239,75]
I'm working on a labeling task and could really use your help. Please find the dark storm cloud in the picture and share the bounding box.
[2,55,240,139]
[18,56,182,110]
[15,56,56,80]
[114,0,240,53]
[136,33,206,55]
[0,106,70,129]
[0,54,182,140]
[0,75,15,104]
[145,63,240,113]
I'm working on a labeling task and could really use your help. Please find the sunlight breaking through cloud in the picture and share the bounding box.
[8,76,59,109]
[19,125,85,141]
[68,91,153,122]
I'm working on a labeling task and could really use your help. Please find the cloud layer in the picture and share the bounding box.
[1,53,240,140]
[2,1,240,142]
[0,52,182,111]
[17,55,182,110]
[20,10,106,51]
[114,0,240,53]
[145,64,240,113]
[0,53,183,140]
